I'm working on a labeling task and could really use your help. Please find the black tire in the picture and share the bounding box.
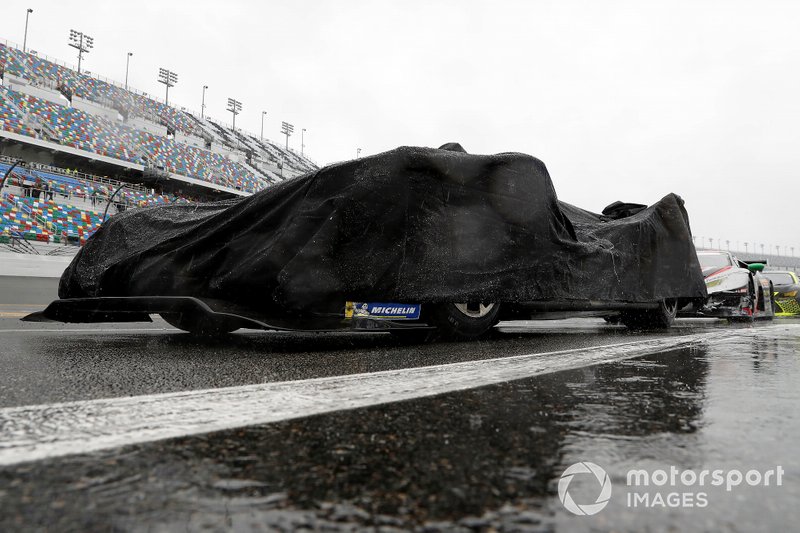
[160,312,239,336]
[425,302,501,341]
[620,299,678,330]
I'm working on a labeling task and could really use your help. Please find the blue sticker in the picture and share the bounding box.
[353,302,421,320]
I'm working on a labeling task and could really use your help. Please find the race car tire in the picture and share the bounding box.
[619,299,678,330]
[425,302,501,341]
[160,312,240,336]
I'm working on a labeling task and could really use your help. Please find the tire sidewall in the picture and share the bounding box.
[427,303,501,340]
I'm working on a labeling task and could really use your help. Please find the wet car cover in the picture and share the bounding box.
[59,146,707,315]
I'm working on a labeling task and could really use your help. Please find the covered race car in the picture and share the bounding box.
[24,145,708,339]
[762,270,800,316]
[689,250,775,321]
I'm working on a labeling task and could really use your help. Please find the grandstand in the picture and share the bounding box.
[1,157,189,252]
[0,38,316,196]
[0,36,318,253]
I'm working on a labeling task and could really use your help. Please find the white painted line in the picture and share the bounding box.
[0,327,790,466]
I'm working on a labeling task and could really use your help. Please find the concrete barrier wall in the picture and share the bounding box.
[0,252,73,278]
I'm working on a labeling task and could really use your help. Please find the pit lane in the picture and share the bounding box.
[1,276,798,531]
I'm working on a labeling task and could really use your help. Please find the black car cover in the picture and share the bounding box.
[59,145,707,315]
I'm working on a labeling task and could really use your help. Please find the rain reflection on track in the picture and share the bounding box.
[0,315,797,531]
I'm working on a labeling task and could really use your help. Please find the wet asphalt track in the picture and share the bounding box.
[1,277,799,531]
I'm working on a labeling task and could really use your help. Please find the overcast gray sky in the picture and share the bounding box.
[2,0,799,254]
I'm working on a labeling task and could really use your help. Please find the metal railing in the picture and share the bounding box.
[0,155,147,193]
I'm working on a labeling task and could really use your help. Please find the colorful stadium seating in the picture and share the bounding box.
[0,86,35,136]
[1,41,316,195]
[0,160,191,245]
[0,87,263,192]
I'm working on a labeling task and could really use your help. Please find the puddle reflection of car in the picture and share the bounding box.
[762,270,800,316]
[686,250,775,322]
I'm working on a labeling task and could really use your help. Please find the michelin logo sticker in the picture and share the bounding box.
[346,302,421,320]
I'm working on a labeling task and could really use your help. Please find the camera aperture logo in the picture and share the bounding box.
[558,462,784,515]
[558,461,612,516]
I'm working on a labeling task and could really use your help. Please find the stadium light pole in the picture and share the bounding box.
[776,245,781,256]
[791,246,795,257]
[158,68,178,105]
[201,85,208,118]
[227,98,242,148]
[744,242,748,254]
[261,111,267,141]
[760,243,764,255]
[68,29,94,74]
[102,184,126,223]
[357,148,361,158]
[0,160,22,197]
[124,52,133,90]
[301,128,306,156]
[23,9,33,53]
[281,121,294,150]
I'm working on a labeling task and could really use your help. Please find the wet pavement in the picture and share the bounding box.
[0,316,798,531]
[0,316,735,408]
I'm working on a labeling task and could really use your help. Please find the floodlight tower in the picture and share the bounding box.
[124,52,133,90]
[281,121,294,149]
[201,85,208,118]
[301,128,306,156]
[357,148,361,158]
[227,98,242,147]
[68,29,94,74]
[158,68,178,105]
[23,9,33,53]
[261,111,267,141]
